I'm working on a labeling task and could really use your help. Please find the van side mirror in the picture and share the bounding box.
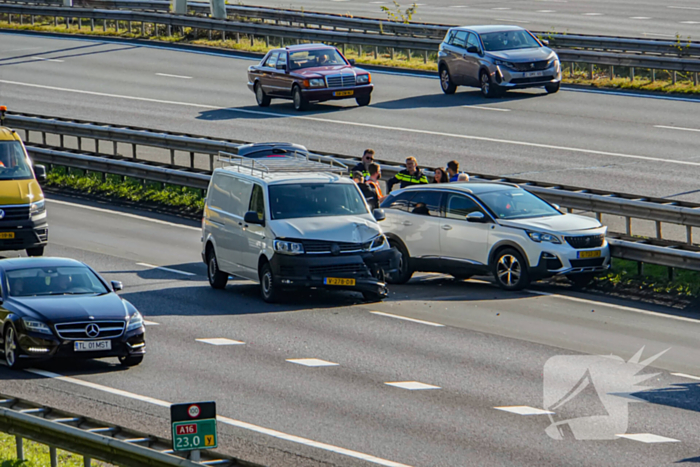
[111,281,123,292]
[467,46,480,54]
[373,209,386,222]
[466,212,487,223]
[244,211,264,226]
[34,165,47,182]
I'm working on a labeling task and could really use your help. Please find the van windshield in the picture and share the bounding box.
[269,183,369,220]
[0,142,34,180]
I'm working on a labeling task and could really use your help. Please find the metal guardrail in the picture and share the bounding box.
[6,111,700,272]
[0,393,258,466]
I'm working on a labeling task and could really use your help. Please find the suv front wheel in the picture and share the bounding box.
[492,248,530,291]
[480,71,501,98]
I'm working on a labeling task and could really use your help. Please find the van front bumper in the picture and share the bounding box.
[0,217,48,251]
[269,247,400,295]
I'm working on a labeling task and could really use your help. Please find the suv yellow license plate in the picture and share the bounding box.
[0,232,15,239]
[578,250,601,259]
[324,277,356,286]
[334,90,354,97]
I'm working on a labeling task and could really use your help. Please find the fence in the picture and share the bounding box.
[5,111,700,272]
[0,392,258,466]
[1,2,700,76]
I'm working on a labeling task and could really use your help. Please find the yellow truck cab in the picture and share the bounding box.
[0,106,48,257]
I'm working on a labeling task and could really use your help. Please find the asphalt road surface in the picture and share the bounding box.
[1,195,700,467]
[1,33,700,205]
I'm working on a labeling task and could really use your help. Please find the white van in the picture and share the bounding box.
[201,155,400,303]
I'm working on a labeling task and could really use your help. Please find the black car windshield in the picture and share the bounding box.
[269,183,369,219]
[0,142,34,181]
[6,266,109,297]
[481,30,541,52]
[289,49,347,70]
[478,189,561,220]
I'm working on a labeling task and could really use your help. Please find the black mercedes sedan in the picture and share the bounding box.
[0,257,145,369]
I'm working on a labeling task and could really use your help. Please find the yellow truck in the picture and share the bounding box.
[0,106,48,257]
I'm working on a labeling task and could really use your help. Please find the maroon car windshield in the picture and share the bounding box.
[289,49,347,70]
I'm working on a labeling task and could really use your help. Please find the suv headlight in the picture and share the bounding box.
[548,56,560,70]
[495,59,516,69]
[273,240,304,255]
[356,74,371,84]
[126,311,143,332]
[306,78,325,88]
[22,319,52,335]
[30,199,45,217]
[527,231,561,244]
[367,235,387,251]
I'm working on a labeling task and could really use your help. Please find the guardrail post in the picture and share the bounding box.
[250,34,254,46]
[50,446,58,467]
[374,47,378,59]
[668,267,675,281]
[609,65,614,79]
[42,132,46,146]
[222,30,226,41]
[651,69,655,82]
[54,16,58,27]
[141,21,145,36]
[90,18,94,31]
[588,63,593,79]
[630,67,634,81]
[116,20,120,33]
[16,436,24,460]
[210,154,214,171]
[265,36,269,47]
[210,0,226,20]
[596,212,602,223]
[60,134,64,148]
[103,20,107,32]
[132,144,137,158]
[694,72,698,86]
[113,141,118,155]
[626,217,632,236]
[655,221,662,239]
[128,21,131,34]
[390,48,395,60]
[77,136,82,150]
[84,455,91,467]
[190,152,195,168]
[342,43,346,55]
[31,15,35,25]
[638,262,644,276]
[78,18,81,30]
[170,149,175,165]
[687,225,693,245]
[167,25,171,36]
[672,71,677,84]
[236,32,240,43]
[95,139,100,153]
[19,14,22,25]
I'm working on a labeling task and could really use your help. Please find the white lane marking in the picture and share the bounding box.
[644,33,675,38]
[655,125,700,133]
[449,5,469,7]
[196,338,245,345]
[668,5,700,10]
[286,358,339,367]
[370,311,445,327]
[156,73,192,79]
[494,406,554,415]
[629,16,651,19]
[537,10,556,12]
[6,80,700,167]
[463,105,511,112]
[143,320,160,326]
[1,46,41,53]
[30,56,64,62]
[680,21,700,24]
[492,7,511,9]
[616,433,680,443]
[494,18,530,23]
[24,368,412,467]
[583,13,603,16]
[45,199,200,231]
[528,290,700,324]
[565,86,700,104]
[136,262,196,276]
[671,372,700,381]
[385,381,441,390]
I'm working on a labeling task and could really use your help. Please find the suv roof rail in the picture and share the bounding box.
[217,151,348,176]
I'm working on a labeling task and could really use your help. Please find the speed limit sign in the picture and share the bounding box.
[188,404,201,418]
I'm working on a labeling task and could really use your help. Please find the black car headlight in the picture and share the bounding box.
[308,78,326,88]
[356,74,371,84]
[273,240,305,255]
[22,318,52,335]
[367,235,387,251]
[126,311,144,332]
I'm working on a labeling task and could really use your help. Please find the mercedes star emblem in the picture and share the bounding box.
[86,323,100,338]
[0,209,5,220]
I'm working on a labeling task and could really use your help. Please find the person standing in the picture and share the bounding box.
[351,149,375,180]
[366,163,385,203]
[386,156,429,193]
[446,160,469,182]
[352,171,378,210]
[432,167,449,183]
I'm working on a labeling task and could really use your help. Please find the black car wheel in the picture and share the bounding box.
[492,248,530,291]
[26,246,44,257]
[386,241,413,284]
[255,82,271,107]
[480,71,501,98]
[207,249,228,289]
[292,86,309,111]
[440,66,457,94]
[4,326,24,370]
[119,355,144,367]
[260,262,281,303]
[545,82,561,94]
[356,95,371,107]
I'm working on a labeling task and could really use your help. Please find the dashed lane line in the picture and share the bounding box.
[136,262,196,276]
[494,406,554,415]
[616,433,680,443]
[671,372,700,381]
[385,381,441,390]
[286,358,339,367]
[196,338,245,345]
[24,368,413,467]
[370,311,445,327]
[156,73,192,79]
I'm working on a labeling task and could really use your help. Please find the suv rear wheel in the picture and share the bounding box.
[440,66,457,94]
[492,248,530,291]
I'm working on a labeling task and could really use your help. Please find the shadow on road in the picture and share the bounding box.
[196,100,361,121]
[632,382,700,414]
[372,89,545,110]
[0,43,140,66]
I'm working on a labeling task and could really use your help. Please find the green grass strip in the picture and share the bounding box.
[593,258,700,299]
[0,432,112,466]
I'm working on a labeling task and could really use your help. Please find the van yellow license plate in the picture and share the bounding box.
[334,90,354,97]
[578,250,601,259]
[0,232,15,239]
[324,277,356,286]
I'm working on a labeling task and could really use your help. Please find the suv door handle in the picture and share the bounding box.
[402,221,412,226]
[442,225,453,230]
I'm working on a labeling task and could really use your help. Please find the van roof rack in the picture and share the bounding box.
[217,151,348,176]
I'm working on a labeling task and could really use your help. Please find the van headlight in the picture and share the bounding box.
[273,240,305,255]
[30,199,45,217]
[527,231,561,244]
[126,311,143,331]
[22,319,52,335]
[367,235,387,251]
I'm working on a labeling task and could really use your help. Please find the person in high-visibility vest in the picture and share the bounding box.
[386,156,429,193]
[351,149,375,180]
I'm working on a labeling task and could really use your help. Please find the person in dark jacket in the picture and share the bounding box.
[386,156,429,193]
[352,171,378,210]
[351,149,375,180]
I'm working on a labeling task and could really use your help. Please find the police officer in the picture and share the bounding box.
[351,149,375,180]
[386,156,429,193]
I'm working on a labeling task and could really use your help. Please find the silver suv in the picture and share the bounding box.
[438,25,562,98]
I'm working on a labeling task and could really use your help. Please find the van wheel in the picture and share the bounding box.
[4,326,24,370]
[26,246,44,257]
[386,241,413,284]
[207,249,228,289]
[119,355,144,367]
[492,248,530,291]
[260,262,281,303]
[255,82,271,107]
[440,66,457,94]
[292,86,309,111]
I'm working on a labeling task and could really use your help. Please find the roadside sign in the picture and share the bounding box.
[171,401,217,452]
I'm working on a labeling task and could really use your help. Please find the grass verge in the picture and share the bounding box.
[0,432,111,466]
[46,167,205,215]
[3,19,698,93]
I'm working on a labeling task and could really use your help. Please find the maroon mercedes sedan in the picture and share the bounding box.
[247,44,373,111]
